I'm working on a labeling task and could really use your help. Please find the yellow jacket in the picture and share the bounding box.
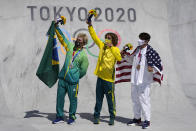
[88,26,122,82]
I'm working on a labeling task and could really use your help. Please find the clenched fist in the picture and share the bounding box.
[148,66,153,72]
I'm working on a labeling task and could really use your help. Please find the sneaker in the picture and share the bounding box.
[67,118,75,125]
[127,118,141,126]
[142,120,150,129]
[108,118,114,125]
[93,118,100,124]
[52,117,64,124]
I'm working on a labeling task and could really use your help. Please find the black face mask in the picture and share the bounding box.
[74,41,80,47]
[74,41,82,51]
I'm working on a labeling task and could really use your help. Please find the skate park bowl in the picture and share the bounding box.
[0,0,196,131]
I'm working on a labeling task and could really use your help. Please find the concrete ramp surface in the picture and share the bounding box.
[0,0,196,131]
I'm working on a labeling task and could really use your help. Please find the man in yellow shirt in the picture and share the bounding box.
[86,20,122,125]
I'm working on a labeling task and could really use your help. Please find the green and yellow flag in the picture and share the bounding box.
[36,21,59,88]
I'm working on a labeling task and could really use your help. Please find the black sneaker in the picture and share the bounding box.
[108,118,114,125]
[127,118,141,126]
[142,120,150,129]
[93,118,100,124]
[52,117,64,124]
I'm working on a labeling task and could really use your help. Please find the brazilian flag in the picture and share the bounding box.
[36,21,59,88]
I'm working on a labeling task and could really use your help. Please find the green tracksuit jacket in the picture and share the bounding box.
[55,26,89,119]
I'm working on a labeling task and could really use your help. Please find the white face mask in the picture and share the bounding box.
[138,39,145,46]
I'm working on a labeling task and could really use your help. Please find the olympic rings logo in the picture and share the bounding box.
[57,28,122,58]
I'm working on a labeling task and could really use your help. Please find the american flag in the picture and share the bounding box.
[115,45,163,85]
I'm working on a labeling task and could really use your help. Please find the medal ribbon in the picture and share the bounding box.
[64,49,82,79]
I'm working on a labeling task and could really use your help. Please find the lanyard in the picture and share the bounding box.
[64,49,82,79]
[138,49,142,64]
[71,49,82,64]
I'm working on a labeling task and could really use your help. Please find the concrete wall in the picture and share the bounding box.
[0,1,195,130]
[168,0,196,107]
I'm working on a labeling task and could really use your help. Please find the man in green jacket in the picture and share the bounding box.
[52,23,89,125]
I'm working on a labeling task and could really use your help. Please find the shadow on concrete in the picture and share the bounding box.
[100,115,130,124]
[24,110,130,124]
[77,112,130,124]
[24,110,68,122]
[77,112,94,122]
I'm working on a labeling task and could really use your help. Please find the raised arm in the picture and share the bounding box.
[88,25,104,49]
[55,26,71,52]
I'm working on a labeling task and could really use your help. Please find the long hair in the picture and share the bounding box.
[105,33,118,46]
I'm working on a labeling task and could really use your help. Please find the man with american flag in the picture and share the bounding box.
[117,32,163,129]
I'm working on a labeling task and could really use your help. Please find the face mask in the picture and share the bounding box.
[105,39,112,44]
[138,39,145,46]
[74,41,80,47]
